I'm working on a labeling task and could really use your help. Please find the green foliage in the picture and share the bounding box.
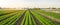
[0,10,60,25]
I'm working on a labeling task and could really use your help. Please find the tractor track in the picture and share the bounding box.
[14,11,26,25]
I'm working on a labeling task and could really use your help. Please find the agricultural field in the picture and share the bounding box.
[0,9,60,25]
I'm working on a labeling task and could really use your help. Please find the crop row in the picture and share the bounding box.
[30,10,60,25]
[20,11,37,25]
[33,9,60,19]
[0,10,60,25]
[0,10,25,25]
[0,10,19,16]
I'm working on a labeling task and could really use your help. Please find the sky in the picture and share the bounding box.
[0,0,60,8]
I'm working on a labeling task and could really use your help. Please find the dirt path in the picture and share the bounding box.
[38,12,60,24]
[29,11,42,25]
[14,11,26,25]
